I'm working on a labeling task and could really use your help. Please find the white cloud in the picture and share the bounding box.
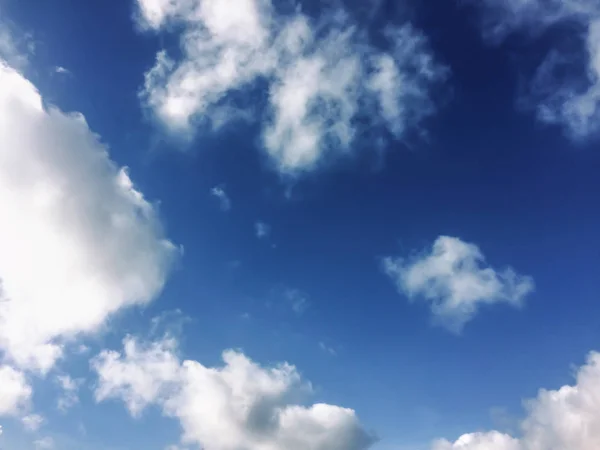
[54,66,70,75]
[0,18,32,70]
[33,437,54,449]
[92,335,375,450]
[0,365,31,416]
[383,236,534,332]
[0,60,178,373]
[432,351,600,450]
[22,414,44,432]
[210,185,231,211]
[56,375,82,411]
[136,0,445,174]
[473,0,600,139]
[255,221,271,239]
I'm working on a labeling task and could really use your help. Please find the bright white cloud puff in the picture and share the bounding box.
[0,60,178,374]
[432,351,600,450]
[383,236,534,332]
[92,335,376,450]
[473,0,600,139]
[136,0,446,174]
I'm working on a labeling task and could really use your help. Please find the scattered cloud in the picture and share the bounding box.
[472,0,600,139]
[0,60,178,373]
[92,335,376,450]
[383,236,534,333]
[255,221,271,239]
[33,437,54,449]
[56,375,82,411]
[22,414,44,432]
[136,0,446,174]
[0,365,31,416]
[432,351,600,450]
[210,185,231,211]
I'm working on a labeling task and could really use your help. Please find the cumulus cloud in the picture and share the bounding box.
[383,236,534,332]
[22,414,44,432]
[432,351,600,450]
[210,185,231,211]
[0,365,31,416]
[92,335,375,450]
[473,0,600,139]
[136,0,446,174]
[0,60,178,373]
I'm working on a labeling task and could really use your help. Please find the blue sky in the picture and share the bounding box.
[0,0,599,449]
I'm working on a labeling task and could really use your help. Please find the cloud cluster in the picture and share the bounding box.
[136,0,445,174]
[383,236,534,332]
[432,351,600,450]
[0,59,178,375]
[474,0,600,139]
[92,335,375,450]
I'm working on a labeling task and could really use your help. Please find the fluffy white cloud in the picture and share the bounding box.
[383,236,534,332]
[473,0,600,139]
[210,185,231,211]
[22,413,44,432]
[0,61,178,373]
[0,365,31,416]
[432,351,600,450]
[92,336,375,450]
[136,0,445,174]
[56,375,82,411]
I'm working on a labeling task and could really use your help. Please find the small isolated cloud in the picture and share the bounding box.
[0,365,31,416]
[472,0,600,140]
[210,185,231,211]
[284,288,309,316]
[135,0,446,174]
[432,351,600,450]
[255,221,271,239]
[33,437,54,449]
[383,236,534,333]
[319,342,337,356]
[0,60,178,373]
[56,375,82,411]
[22,414,44,432]
[92,336,376,450]
[54,66,70,75]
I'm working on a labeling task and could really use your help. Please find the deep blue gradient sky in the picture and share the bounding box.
[1,0,600,449]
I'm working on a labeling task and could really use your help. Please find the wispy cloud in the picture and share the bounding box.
[255,221,270,239]
[319,342,337,356]
[472,0,600,140]
[135,0,446,174]
[56,375,82,411]
[383,236,534,333]
[22,414,44,432]
[210,185,231,211]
